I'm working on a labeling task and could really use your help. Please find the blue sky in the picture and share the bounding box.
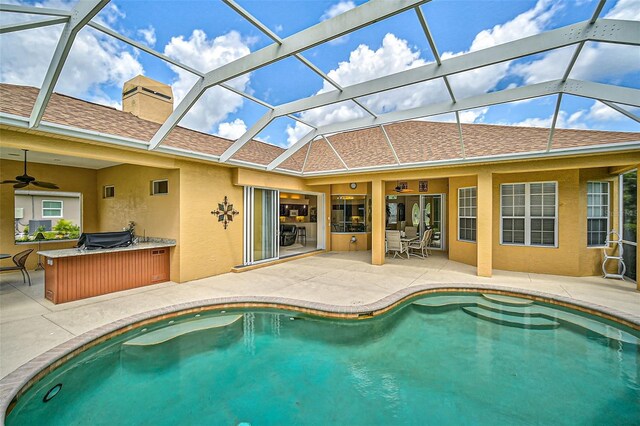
[1,0,639,147]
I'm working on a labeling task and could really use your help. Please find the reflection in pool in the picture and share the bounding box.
[6,293,639,425]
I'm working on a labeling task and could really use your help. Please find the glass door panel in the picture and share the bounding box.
[621,170,637,281]
[245,187,279,265]
[420,194,446,250]
[253,188,278,262]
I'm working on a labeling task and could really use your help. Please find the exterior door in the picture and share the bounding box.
[420,194,446,250]
[620,170,637,281]
[244,187,279,265]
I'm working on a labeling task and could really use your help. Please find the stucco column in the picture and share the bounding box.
[371,178,386,266]
[477,171,493,277]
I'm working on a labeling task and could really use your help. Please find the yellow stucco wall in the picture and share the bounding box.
[178,161,244,282]
[96,164,181,281]
[491,170,580,275]
[0,159,98,270]
[448,175,478,267]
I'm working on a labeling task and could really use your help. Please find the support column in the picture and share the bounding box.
[372,178,386,265]
[477,171,493,277]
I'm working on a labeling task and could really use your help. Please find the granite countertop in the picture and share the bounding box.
[38,239,176,259]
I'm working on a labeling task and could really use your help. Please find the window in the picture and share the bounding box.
[501,182,557,247]
[331,195,366,232]
[42,200,63,218]
[15,190,82,243]
[458,187,476,242]
[103,185,115,198]
[151,179,168,195]
[587,181,609,247]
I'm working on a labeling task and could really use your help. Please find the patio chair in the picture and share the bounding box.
[408,229,433,258]
[385,230,408,259]
[405,226,417,239]
[0,249,33,286]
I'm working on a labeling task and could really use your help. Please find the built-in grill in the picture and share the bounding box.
[76,231,133,250]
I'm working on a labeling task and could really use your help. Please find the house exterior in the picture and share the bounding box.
[0,78,638,287]
[14,190,82,236]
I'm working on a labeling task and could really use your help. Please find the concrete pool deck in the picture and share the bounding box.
[1,251,639,380]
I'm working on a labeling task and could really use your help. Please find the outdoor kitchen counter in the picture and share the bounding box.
[38,240,176,258]
[39,240,176,304]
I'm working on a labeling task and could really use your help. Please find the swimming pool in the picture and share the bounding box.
[5,292,639,425]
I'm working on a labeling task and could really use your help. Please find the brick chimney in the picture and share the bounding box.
[122,75,173,124]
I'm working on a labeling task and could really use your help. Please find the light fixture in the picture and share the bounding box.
[350,182,357,189]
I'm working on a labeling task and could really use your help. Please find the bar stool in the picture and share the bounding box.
[297,226,306,246]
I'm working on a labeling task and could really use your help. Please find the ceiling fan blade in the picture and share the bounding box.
[33,181,59,189]
[13,182,28,189]
[1,180,21,184]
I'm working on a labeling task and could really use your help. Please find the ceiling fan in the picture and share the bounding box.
[1,150,59,189]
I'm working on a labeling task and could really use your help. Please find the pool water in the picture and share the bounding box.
[6,294,640,425]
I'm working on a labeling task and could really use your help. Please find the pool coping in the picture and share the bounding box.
[2,283,639,421]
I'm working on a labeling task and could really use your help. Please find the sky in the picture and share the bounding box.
[1,0,639,148]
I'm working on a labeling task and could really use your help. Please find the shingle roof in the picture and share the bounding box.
[1,83,638,174]
[0,83,282,164]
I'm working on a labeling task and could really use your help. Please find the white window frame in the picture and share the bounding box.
[42,199,63,218]
[151,179,169,196]
[103,185,115,199]
[458,186,476,243]
[500,181,558,248]
[587,181,610,248]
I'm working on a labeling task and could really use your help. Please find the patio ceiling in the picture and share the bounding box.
[0,0,639,176]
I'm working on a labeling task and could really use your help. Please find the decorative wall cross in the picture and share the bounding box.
[211,196,239,229]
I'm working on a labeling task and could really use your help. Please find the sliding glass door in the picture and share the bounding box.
[244,187,279,265]
[620,170,637,281]
[420,194,446,250]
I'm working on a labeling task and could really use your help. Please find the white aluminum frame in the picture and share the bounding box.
[103,185,115,199]
[150,179,169,196]
[1,0,639,177]
[500,181,559,248]
[458,186,477,243]
[618,170,637,281]
[41,199,63,218]
[586,181,610,248]
[243,186,280,265]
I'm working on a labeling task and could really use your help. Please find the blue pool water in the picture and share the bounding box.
[6,293,640,425]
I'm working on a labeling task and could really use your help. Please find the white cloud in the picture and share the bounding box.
[501,109,588,129]
[321,1,356,20]
[274,24,284,33]
[604,0,640,20]
[0,0,143,104]
[216,118,247,139]
[164,29,251,133]
[513,0,640,85]
[321,1,356,45]
[444,0,559,97]
[137,26,156,47]
[284,0,560,145]
[586,101,640,122]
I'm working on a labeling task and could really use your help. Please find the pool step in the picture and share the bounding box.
[481,293,534,307]
[123,315,243,347]
[412,294,481,309]
[475,301,547,318]
[462,306,560,330]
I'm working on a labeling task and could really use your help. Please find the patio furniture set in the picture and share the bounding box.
[385,227,433,259]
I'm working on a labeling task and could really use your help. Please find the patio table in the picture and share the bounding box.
[400,237,418,259]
